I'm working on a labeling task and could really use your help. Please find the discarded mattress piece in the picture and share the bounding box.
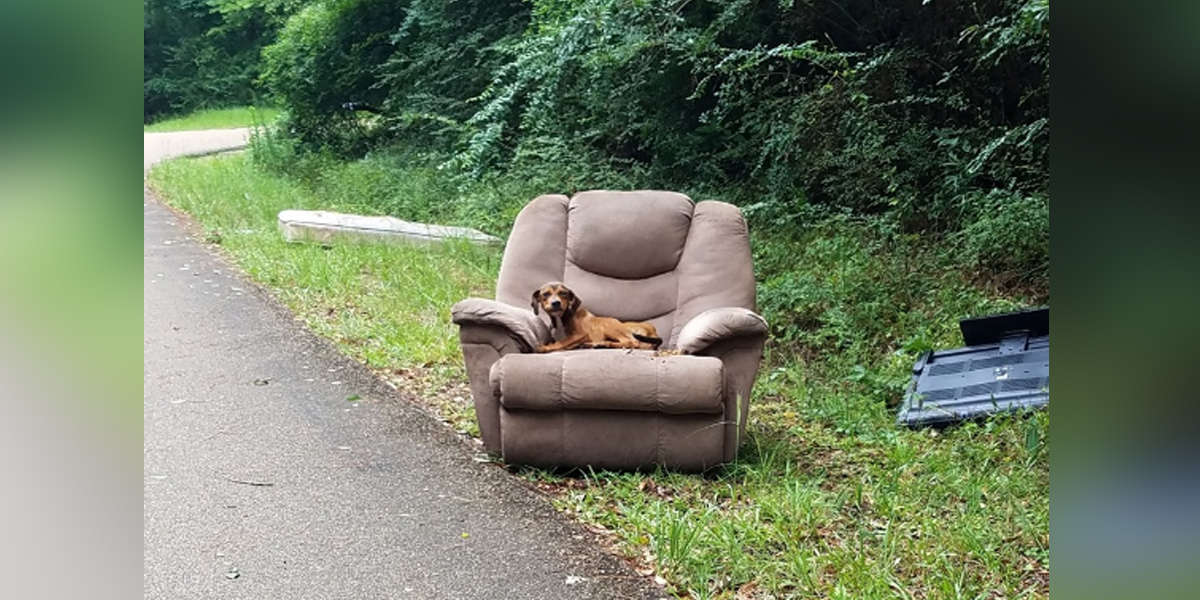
[278,209,502,247]
[898,307,1049,427]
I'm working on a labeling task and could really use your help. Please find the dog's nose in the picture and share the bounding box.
[550,299,561,309]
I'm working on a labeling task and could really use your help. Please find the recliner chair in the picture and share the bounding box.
[450,191,767,471]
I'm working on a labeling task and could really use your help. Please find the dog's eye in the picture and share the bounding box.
[561,291,572,298]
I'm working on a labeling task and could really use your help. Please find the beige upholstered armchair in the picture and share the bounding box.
[450,191,767,471]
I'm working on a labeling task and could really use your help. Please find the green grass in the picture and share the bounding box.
[144,106,281,132]
[148,150,1049,599]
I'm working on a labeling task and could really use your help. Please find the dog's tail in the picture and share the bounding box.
[632,333,663,348]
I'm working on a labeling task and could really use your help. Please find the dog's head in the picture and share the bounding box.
[531,281,581,319]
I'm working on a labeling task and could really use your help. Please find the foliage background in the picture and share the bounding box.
[256,0,1048,280]
[144,0,302,121]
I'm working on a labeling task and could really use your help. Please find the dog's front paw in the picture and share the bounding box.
[535,344,552,353]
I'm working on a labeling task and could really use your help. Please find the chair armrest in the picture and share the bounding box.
[675,307,768,354]
[451,298,550,352]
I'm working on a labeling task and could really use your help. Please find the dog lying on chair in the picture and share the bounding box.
[531,282,662,352]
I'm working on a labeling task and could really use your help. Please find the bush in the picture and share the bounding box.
[238,0,1048,296]
[259,0,529,155]
[376,0,529,150]
[956,190,1050,277]
[154,0,1050,259]
[456,0,1048,233]
[250,0,1048,270]
[259,0,408,154]
[143,0,299,122]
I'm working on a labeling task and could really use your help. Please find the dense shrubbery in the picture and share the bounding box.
[258,0,409,153]
[147,0,1049,279]
[377,0,530,145]
[252,0,1048,279]
[258,0,529,152]
[144,0,300,122]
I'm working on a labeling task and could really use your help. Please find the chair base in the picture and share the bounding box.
[498,407,727,472]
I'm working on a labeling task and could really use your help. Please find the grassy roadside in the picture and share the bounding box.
[144,106,281,132]
[148,151,1048,599]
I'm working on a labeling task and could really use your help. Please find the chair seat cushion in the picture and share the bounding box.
[491,350,724,415]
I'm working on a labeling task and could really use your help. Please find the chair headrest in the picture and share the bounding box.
[566,190,695,279]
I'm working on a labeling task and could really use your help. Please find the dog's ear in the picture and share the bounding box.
[566,292,582,318]
[531,290,541,315]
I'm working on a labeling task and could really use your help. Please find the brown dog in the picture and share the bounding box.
[531,282,662,353]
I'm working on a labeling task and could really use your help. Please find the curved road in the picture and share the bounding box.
[143,127,253,172]
[144,131,662,599]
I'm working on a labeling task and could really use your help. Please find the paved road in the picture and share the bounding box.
[144,133,662,599]
[143,127,252,172]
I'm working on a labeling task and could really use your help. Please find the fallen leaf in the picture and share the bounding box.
[736,581,759,599]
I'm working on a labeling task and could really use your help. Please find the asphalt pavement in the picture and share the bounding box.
[143,127,253,172]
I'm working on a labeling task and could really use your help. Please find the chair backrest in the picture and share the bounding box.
[496,190,756,346]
